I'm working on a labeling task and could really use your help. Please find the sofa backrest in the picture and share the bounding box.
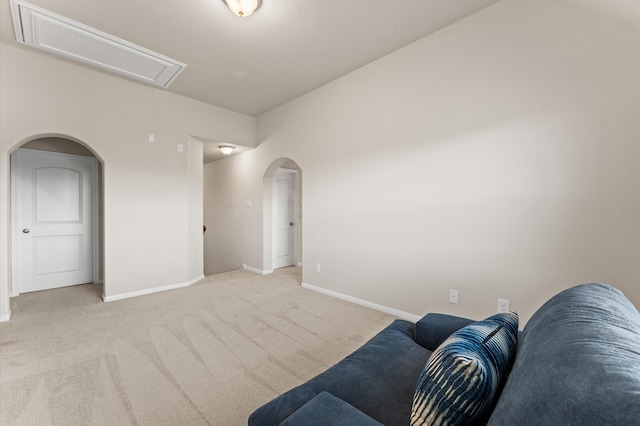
[487,283,640,426]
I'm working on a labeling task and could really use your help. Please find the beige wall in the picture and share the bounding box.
[203,153,263,274]
[0,42,255,320]
[204,0,640,324]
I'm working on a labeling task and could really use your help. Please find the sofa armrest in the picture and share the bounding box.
[415,313,474,351]
[279,392,383,426]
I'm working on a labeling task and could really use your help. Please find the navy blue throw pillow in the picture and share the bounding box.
[411,312,518,426]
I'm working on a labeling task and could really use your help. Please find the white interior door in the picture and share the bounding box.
[11,149,96,294]
[273,169,296,269]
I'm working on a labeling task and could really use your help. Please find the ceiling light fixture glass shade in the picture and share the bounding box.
[219,145,236,155]
[223,0,261,17]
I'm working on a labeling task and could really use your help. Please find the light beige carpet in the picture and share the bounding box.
[0,267,396,425]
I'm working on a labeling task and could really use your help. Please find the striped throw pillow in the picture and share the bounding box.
[411,312,518,426]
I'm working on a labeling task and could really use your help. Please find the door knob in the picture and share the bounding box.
[289,222,294,226]
[22,228,30,233]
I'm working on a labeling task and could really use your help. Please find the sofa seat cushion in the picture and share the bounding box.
[415,313,474,351]
[488,283,640,426]
[411,312,518,425]
[279,391,383,426]
[249,319,431,426]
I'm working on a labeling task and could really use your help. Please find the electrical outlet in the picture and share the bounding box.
[498,298,510,313]
[315,263,321,273]
[449,289,459,304]
[177,261,184,270]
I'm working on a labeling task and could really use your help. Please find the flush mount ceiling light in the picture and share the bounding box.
[223,0,261,17]
[219,145,236,155]
[9,0,187,88]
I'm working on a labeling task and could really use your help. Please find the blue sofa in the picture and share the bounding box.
[249,283,640,425]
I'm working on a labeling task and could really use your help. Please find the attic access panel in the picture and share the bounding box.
[10,0,187,88]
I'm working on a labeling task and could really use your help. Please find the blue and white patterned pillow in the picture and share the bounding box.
[411,312,519,426]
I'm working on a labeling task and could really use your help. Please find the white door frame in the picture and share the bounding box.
[10,149,99,296]
[272,168,299,269]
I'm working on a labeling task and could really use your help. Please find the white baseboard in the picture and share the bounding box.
[102,275,205,303]
[301,282,421,322]
[0,310,12,322]
[240,264,273,275]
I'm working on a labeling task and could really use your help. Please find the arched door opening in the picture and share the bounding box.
[263,158,302,280]
[9,136,104,299]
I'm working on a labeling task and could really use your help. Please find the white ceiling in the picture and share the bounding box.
[1,0,503,116]
[1,0,637,160]
[1,0,637,118]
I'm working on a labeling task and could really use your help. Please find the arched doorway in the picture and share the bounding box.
[9,136,104,298]
[263,158,302,276]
